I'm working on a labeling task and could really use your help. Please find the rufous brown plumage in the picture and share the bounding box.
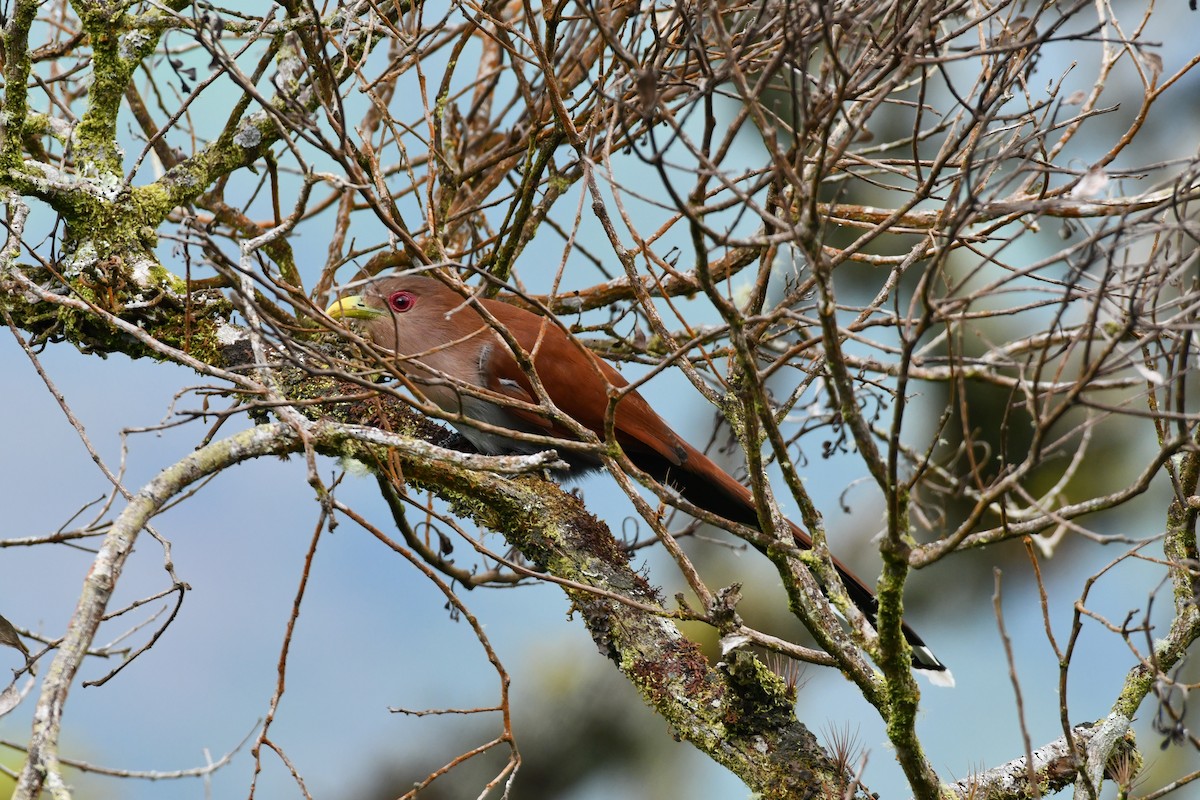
[328,273,951,683]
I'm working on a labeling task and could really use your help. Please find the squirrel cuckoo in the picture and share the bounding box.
[327,274,951,684]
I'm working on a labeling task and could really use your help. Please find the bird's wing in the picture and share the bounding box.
[479,306,685,467]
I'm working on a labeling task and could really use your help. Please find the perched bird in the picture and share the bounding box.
[327,273,951,684]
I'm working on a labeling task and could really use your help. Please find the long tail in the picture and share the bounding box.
[632,442,952,684]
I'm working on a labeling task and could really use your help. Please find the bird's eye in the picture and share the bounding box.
[387,290,415,313]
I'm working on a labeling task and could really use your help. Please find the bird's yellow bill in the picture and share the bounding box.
[326,295,382,320]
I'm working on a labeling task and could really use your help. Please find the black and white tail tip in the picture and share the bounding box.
[914,645,955,688]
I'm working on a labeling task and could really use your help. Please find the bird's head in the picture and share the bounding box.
[325,274,483,358]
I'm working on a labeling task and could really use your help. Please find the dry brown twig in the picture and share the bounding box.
[1,0,1198,797]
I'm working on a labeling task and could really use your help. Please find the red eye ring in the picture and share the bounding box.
[387,290,415,313]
